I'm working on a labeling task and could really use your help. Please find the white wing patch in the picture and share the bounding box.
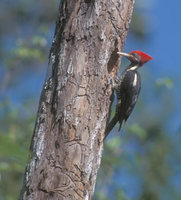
[133,73,137,87]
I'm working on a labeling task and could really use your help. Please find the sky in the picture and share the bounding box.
[152,0,181,131]
[153,0,181,76]
[126,0,181,133]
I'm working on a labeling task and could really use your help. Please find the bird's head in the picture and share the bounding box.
[117,50,152,66]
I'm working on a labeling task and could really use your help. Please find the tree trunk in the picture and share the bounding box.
[20,0,135,199]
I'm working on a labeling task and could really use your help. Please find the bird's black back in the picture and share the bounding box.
[116,70,141,128]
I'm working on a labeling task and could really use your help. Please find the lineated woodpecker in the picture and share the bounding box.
[105,50,152,138]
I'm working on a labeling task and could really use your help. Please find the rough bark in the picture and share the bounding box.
[20,0,135,199]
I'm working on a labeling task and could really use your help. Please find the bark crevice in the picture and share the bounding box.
[20,0,135,199]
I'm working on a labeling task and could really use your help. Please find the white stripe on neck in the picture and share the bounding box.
[127,65,139,71]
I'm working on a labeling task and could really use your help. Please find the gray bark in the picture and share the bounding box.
[20,0,135,199]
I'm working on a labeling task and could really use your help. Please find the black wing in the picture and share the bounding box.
[116,70,141,127]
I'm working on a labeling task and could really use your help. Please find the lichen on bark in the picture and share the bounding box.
[20,0,135,199]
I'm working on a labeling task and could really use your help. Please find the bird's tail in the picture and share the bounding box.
[104,116,119,139]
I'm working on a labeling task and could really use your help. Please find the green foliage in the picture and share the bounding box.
[0,134,28,166]
[0,100,33,200]
[130,12,145,39]
[127,123,147,140]
[156,77,174,89]
[0,0,58,198]
[13,46,43,60]
[115,190,130,200]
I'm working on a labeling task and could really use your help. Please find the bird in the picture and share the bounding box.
[105,50,152,138]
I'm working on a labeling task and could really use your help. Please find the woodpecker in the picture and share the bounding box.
[105,50,152,138]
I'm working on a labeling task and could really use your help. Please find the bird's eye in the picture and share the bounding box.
[130,54,139,62]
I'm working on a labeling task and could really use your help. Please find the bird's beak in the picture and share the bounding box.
[117,52,131,58]
[117,52,136,62]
